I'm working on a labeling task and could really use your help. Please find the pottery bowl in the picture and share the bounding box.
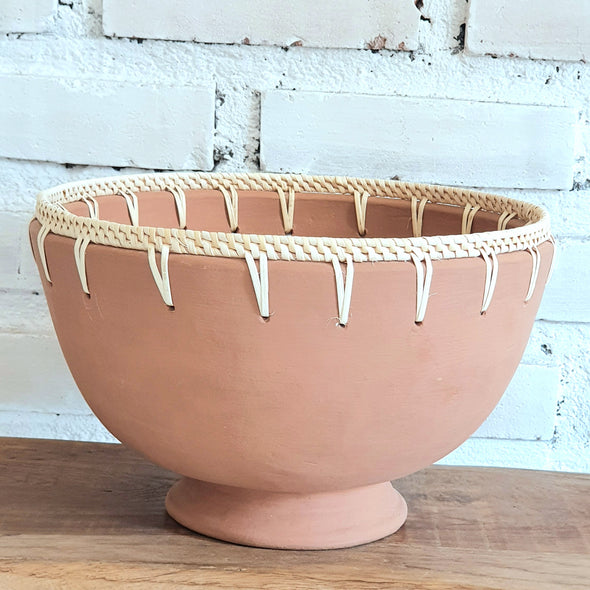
[30,173,553,549]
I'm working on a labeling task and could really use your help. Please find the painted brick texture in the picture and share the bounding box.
[103,0,421,50]
[538,240,590,323]
[466,0,590,62]
[0,333,88,415]
[0,0,588,472]
[0,212,22,288]
[474,365,560,441]
[0,76,215,170]
[0,211,40,291]
[260,91,576,189]
[0,0,56,33]
[0,411,117,443]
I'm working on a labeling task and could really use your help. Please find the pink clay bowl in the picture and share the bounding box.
[30,173,553,549]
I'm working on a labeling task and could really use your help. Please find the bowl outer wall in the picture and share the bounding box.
[29,220,552,493]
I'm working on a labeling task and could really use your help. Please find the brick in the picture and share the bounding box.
[0,333,90,415]
[438,439,550,470]
[260,91,576,189]
[474,364,560,441]
[0,0,56,33]
[0,411,118,443]
[0,158,121,211]
[0,75,215,170]
[500,189,590,239]
[17,222,44,291]
[538,240,590,323]
[0,289,53,334]
[0,210,42,290]
[0,212,21,288]
[466,0,590,62]
[103,0,420,50]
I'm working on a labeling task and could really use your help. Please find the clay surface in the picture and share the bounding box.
[30,189,551,549]
[166,478,407,550]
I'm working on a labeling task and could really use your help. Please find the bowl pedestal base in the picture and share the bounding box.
[165,477,407,550]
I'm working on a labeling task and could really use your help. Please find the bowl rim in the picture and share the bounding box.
[34,172,551,264]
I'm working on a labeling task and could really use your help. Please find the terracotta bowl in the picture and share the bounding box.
[30,173,553,549]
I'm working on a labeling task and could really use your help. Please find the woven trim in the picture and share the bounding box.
[34,172,554,324]
[35,172,551,263]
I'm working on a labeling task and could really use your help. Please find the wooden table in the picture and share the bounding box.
[0,438,588,589]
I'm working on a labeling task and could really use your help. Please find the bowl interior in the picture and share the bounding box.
[64,189,525,238]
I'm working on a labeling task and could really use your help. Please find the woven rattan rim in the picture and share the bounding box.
[34,172,554,324]
[35,172,551,264]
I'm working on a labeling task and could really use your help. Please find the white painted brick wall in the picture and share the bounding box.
[0,211,41,290]
[0,0,56,33]
[0,0,588,473]
[437,438,553,471]
[103,0,420,50]
[466,0,590,62]
[0,76,215,170]
[0,411,117,443]
[474,365,560,441]
[260,91,576,189]
[538,240,590,323]
[0,212,22,288]
[0,333,88,414]
[0,289,52,335]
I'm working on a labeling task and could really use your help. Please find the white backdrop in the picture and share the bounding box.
[0,0,588,472]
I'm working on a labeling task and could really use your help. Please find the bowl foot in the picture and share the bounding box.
[165,478,407,549]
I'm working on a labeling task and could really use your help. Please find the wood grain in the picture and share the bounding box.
[0,437,588,589]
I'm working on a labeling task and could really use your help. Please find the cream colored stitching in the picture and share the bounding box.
[411,195,428,237]
[480,245,499,314]
[525,246,541,302]
[498,211,516,231]
[331,255,354,326]
[277,186,295,234]
[119,188,139,227]
[37,225,52,283]
[547,235,557,284]
[245,251,269,317]
[220,185,239,232]
[354,191,370,236]
[410,251,433,323]
[168,185,187,229]
[148,243,173,307]
[462,204,480,234]
[73,235,91,294]
[82,196,99,220]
